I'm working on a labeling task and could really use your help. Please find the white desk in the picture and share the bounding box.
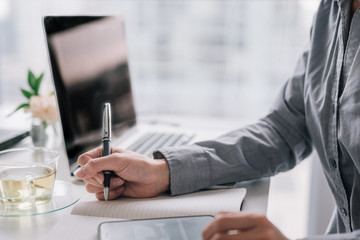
[0,112,269,239]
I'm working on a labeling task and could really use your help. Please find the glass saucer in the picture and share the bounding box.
[0,180,80,217]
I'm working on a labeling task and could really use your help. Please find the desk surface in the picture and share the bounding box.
[0,112,269,240]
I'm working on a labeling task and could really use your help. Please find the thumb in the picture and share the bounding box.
[76,154,123,178]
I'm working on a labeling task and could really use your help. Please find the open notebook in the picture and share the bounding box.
[43,188,246,240]
[72,188,246,219]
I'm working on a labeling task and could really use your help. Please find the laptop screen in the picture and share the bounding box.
[44,16,136,170]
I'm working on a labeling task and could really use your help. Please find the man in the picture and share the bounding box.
[76,0,360,239]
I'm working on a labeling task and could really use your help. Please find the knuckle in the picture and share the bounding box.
[216,216,227,226]
[215,214,226,220]
[88,160,96,167]
[111,153,123,165]
[113,152,123,160]
[87,160,98,171]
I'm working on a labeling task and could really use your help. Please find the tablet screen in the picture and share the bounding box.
[98,215,214,240]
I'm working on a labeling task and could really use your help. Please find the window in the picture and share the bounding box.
[0,0,318,121]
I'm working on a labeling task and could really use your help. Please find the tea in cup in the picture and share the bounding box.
[0,148,58,209]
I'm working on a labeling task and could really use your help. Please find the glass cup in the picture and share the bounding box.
[0,148,59,209]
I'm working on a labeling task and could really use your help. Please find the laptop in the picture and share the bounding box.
[43,16,194,175]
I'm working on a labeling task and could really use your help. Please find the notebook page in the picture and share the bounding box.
[71,188,246,219]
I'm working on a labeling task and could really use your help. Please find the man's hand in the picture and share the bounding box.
[76,147,170,200]
[203,212,289,240]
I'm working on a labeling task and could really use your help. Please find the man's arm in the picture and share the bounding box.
[156,44,312,196]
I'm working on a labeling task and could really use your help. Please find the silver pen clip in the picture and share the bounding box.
[102,103,112,141]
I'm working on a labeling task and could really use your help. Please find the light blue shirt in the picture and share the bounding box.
[155,0,360,238]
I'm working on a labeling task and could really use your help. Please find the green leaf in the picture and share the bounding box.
[28,70,37,92]
[7,103,30,117]
[33,73,44,95]
[42,121,48,129]
[52,124,58,135]
[21,88,33,99]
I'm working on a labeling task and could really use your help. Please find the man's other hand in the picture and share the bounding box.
[203,212,289,240]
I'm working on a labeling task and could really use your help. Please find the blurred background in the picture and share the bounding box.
[0,0,335,239]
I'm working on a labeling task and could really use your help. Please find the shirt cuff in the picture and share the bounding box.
[153,145,211,196]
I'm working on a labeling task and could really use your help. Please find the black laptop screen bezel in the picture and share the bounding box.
[43,16,136,171]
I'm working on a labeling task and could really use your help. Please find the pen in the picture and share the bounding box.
[102,103,112,201]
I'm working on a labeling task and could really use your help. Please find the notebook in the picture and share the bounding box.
[71,188,246,219]
[43,16,194,175]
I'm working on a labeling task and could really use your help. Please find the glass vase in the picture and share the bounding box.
[30,118,49,147]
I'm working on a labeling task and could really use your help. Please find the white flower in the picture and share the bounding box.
[29,95,58,124]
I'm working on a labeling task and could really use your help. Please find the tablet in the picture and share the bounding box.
[98,215,214,240]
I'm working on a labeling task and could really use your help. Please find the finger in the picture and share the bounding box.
[227,224,284,240]
[83,176,103,187]
[84,176,125,191]
[203,212,258,240]
[95,172,104,184]
[86,179,125,194]
[235,218,287,240]
[208,231,261,240]
[216,212,260,230]
[76,153,129,178]
[227,227,264,240]
[78,146,136,167]
[95,186,125,201]
[208,232,242,240]
[85,183,103,194]
[79,170,104,186]
[78,147,103,166]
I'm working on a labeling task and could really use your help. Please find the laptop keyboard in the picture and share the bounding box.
[127,132,194,157]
